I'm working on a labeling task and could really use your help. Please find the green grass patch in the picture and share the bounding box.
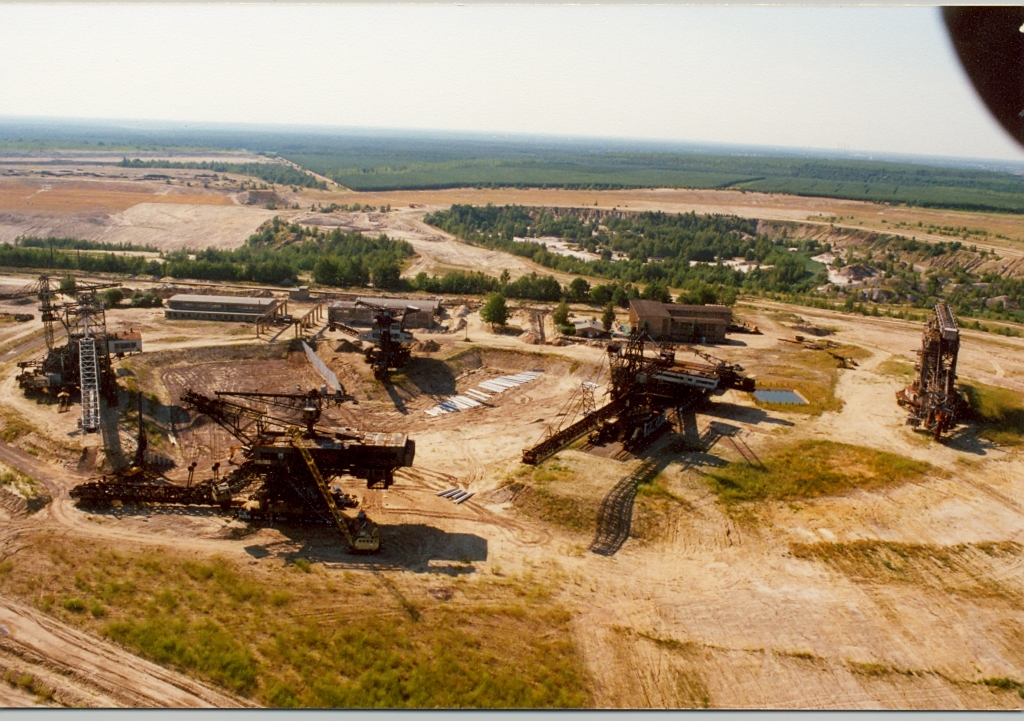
[0,533,590,708]
[507,459,601,534]
[511,483,595,535]
[960,380,1024,445]
[747,347,860,415]
[0,462,40,498]
[875,355,917,380]
[982,677,1024,698]
[63,597,86,613]
[632,473,693,543]
[791,540,1022,600]
[0,412,39,444]
[708,440,933,504]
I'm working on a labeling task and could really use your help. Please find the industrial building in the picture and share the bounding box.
[329,297,439,329]
[165,294,285,322]
[573,319,610,339]
[106,331,143,356]
[628,300,732,343]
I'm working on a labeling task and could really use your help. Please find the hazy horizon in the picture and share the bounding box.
[2,5,1023,164]
[5,115,1024,177]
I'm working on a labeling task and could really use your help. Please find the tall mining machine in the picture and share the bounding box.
[6,274,126,432]
[897,302,965,439]
[330,300,416,382]
[71,385,413,552]
[522,328,755,464]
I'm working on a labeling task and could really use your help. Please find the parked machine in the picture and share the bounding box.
[332,299,415,382]
[71,385,415,553]
[897,302,965,439]
[522,327,754,464]
[2,274,130,433]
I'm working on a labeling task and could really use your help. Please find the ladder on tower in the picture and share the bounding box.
[79,336,101,433]
[287,427,379,552]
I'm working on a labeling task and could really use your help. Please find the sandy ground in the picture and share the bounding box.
[0,160,1023,708]
[0,289,1021,708]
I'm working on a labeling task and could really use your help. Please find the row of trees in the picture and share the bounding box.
[119,158,326,189]
[482,294,619,333]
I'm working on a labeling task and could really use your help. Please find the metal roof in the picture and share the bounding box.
[356,297,439,312]
[168,294,277,306]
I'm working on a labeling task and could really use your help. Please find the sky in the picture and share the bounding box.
[1,4,1022,162]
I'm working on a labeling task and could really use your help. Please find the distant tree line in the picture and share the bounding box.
[15,237,160,253]
[119,158,326,189]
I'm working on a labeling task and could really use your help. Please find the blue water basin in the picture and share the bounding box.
[753,389,808,405]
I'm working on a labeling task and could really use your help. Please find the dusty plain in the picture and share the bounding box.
[0,158,1022,709]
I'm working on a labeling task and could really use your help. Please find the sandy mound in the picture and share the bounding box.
[412,339,441,353]
[335,339,364,353]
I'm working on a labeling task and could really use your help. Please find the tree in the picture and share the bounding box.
[499,268,511,288]
[480,293,509,328]
[590,283,614,305]
[602,302,616,332]
[59,274,76,294]
[371,260,402,290]
[612,286,628,309]
[568,277,591,303]
[313,257,341,286]
[552,301,570,326]
[103,288,124,308]
[640,282,671,303]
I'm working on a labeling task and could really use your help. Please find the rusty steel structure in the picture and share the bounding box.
[522,328,754,464]
[6,275,127,431]
[70,384,413,552]
[329,300,415,382]
[897,302,964,439]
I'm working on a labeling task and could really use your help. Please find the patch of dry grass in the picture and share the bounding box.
[0,532,591,708]
[0,460,39,498]
[875,355,917,380]
[708,440,933,504]
[791,540,1023,602]
[746,346,863,415]
[506,458,604,535]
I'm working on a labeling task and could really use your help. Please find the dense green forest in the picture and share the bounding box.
[15,237,160,253]
[118,158,326,189]
[273,136,1024,213]
[425,204,823,302]
[426,204,1024,325]
[0,242,157,276]
[290,148,1024,213]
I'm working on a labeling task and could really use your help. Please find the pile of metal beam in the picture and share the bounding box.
[425,371,543,417]
[436,487,474,504]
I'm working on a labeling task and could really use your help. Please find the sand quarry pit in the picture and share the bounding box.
[0,157,1022,705]
[0,293,1022,709]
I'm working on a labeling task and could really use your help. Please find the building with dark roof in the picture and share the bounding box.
[328,297,439,329]
[165,294,284,322]
[628,300,731,343]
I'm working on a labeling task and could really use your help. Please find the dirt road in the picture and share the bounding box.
[0,597,252,708]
